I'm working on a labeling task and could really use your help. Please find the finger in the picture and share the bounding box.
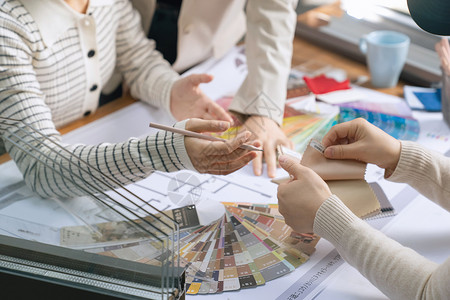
[207,153,257,175]
[252,145,263,176]
[436,42,445,57]
[202,111,219,121]
[278,154,304,179]
[213,131,251,155]
[210,152,256,172]
[264,145,277,178]
[252,140,262,148]
[436,43,448,66]
[275,139,292,168]
[322,119,364,147]
[288,139,294,150]
[440,38,450,54]
[323,142,361,160]
[322,123,350,147]
[214,148,248,162]
[436,40,450,70]
[188,73,214,86]
[439,39,450,74]
[207,101,234,123]
[279,136,294,150]
[185,118,230,133]
[436,42,444,56]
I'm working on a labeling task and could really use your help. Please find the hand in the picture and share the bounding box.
[277,155,331,233]
[241,116,293,178]
[435,38,450,76]
[170,74,233,122]
[322,118,401,173]
[184,119,258,175]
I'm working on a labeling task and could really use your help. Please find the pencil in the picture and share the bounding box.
[149,122,263,152]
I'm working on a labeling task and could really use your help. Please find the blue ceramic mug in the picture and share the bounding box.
[360,31,410,88]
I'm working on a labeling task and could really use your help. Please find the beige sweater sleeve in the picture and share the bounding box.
[115,0,180,116]
[388,141,450,211]
[313,141,450,299]
[228,0,298,125]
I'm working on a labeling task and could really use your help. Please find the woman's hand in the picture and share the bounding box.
[435,38,450,76]
[184,119,258,175]
[322,118,401,173]
[240,116,293,178]
[170,74,233,123]
[277,155,331,233]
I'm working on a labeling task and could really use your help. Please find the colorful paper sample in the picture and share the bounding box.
[180,203,320,294]
[339,107,420,141]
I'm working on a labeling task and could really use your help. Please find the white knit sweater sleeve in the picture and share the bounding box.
[114,0,180,116]
[313,141,450,299]
[388,141,450,211]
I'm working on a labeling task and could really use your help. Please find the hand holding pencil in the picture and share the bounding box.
[150,119,260,175]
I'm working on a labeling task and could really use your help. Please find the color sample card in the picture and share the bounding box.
[404,85,441,112]
[66,202,320,295]
[180,203,320,294]
[339,107,419,141]
[213,110,339,154]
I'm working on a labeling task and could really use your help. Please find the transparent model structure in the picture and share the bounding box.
[0,117,186,299]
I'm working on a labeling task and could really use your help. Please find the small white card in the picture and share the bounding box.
[316,89,365,104]
[309,139,325,154]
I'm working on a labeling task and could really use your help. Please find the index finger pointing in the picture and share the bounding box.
[265,145,277,178]
[208,101,233,123]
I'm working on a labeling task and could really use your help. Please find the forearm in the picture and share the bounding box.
[314,195,449,299]
[5,116,194,198]
[388,141,450,211]
[442,70,450,125]
[229,0,298,125]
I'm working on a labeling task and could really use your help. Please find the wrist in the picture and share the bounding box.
[168,81,180,121]
[172,120,196,171]
[384,140,401,177]
[313,195,358,247]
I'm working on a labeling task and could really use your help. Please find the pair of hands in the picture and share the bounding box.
[170,74,291,176]
[183,118,258,175]
[278,118,401,233]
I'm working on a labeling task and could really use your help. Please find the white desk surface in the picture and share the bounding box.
[1,46,450,299]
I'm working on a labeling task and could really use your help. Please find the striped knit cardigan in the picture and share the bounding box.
[0,0,195,198]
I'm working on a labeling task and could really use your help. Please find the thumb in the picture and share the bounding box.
[278,155,304,179]
[188,74,213,86]
[185,118,230,133]
[323,143,360,160]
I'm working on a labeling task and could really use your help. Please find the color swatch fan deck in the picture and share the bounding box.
[179,203,319,295]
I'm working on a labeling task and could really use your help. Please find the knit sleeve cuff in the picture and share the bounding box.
[172,120,196,171]
[313,194,359,247]
[139,119,196,172]
[387,141,433,184]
